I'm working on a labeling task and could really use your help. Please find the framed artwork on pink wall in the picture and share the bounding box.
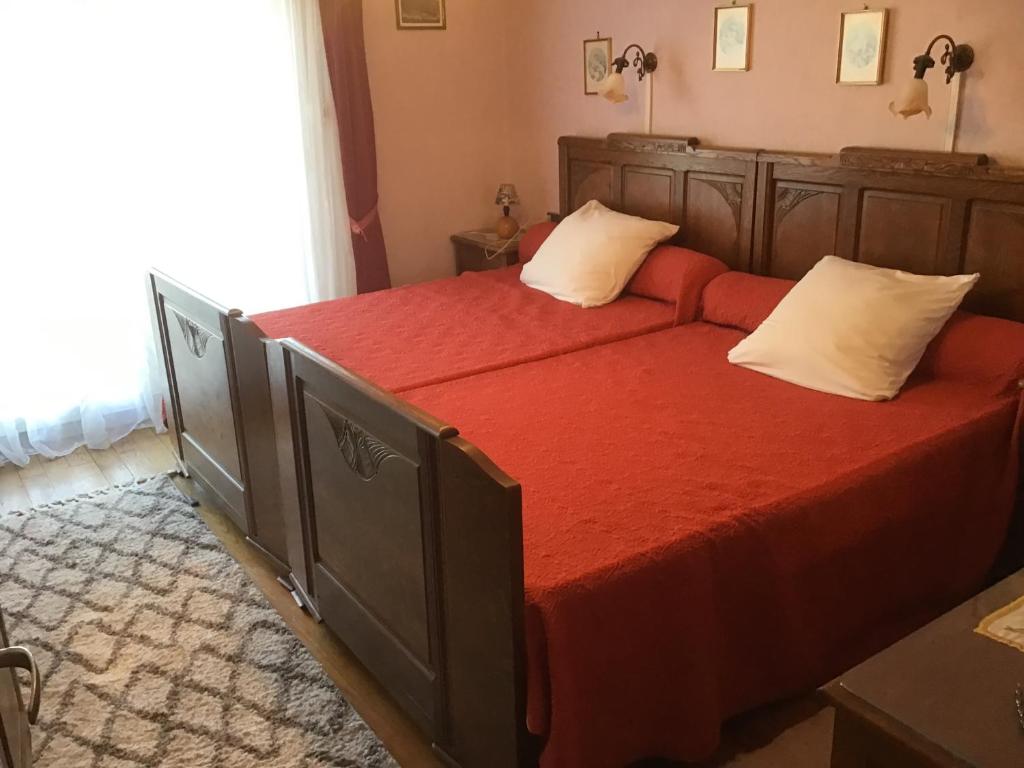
[584,36,613,95]
[713,4,752,71]
[837,9,889,85]
[395,0,445,30]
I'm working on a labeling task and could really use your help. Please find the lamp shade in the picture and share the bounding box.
[598,72,628,104]
[889,78,932,119]
[495,183,520,207]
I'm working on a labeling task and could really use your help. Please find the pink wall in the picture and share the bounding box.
[366,0,1024,284]
[363,1,511,286]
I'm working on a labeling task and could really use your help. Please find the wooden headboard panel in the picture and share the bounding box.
[755,153,1024,322]
[559,134,758,271]
[560,134,1024,322]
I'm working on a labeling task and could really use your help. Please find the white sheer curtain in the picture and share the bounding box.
[0,0,354,467]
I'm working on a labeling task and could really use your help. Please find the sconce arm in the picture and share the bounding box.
[916,34,974,84]
[612,43,659,81]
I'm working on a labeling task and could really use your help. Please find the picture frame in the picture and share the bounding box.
[583,36,614,95]
[713,4,752,72]
[395,0,446,31]
[837,8,888,85]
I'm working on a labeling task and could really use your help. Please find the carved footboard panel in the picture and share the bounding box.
[148,271,288,569]
[267,339,534,768]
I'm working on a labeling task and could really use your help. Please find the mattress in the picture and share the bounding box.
[400,320,1024,768]
[251,265,677,393]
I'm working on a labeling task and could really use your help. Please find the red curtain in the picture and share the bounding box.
[319,0,391,293]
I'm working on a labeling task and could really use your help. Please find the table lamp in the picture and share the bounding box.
[494,183,520,239]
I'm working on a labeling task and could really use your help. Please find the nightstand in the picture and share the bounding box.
[451,230,521,275]
[824,568,1024,767]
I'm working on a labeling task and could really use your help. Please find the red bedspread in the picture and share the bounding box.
[251,265,676,392]
[401,322,1024,768]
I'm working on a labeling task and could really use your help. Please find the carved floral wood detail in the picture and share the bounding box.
[320,405,397,481]
[700,179,743,226]
[774,187,824,228]
[174,313,213,359]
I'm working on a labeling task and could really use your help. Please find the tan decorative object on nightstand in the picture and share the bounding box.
[494,184,520,240]
[450,230,522,275]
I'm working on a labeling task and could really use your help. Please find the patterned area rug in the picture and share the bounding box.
[0,476,398,768]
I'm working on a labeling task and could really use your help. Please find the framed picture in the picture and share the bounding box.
[837,9,888,85]
[713,4,752,71]
[583,37,613,95]
[395,0,445,30]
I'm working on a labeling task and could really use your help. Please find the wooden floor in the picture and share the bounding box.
[0,428,179,512]
[0,430,835,767]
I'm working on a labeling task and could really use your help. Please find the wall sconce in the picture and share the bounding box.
[598,44,658,103]
[889,34,974,119]
[598,44,658,133]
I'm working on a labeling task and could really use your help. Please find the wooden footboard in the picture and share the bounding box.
[148,271,288,569]
[267,339,535,768]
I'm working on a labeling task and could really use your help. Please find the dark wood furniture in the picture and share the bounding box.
[558,135,756,271]
[148,271,288,573]
[825,569,1024,767]
[0,609,38,768]
[150,134,1024,768]
[558,137,1024,322]
[450,230,521,274]
[267,341,533,768]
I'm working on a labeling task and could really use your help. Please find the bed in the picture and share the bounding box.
[400,310,1024,767]
[149,218,730,570]
[249,254,715,394]
[264,137,1024,767]
[148,134,749,571]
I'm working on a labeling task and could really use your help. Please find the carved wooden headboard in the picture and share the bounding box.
[559,134,757,272]
[560,134,1024,322]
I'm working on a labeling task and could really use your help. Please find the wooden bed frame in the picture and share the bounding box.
[150,134,1024,767]
[266,340,534,767]
[148,271,287,570]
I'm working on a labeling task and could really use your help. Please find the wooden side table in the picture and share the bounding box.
[824,569,1024,767]
[450,230,521,275]
[0,609,37,768]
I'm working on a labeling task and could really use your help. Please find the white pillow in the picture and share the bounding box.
[727,256,979,401]
[520,200,679,308]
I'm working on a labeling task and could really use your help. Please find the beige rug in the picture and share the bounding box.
[0,476,397,768]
